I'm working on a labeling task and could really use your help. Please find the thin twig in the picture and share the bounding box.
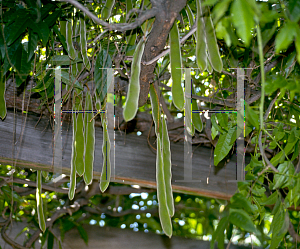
[58,0,157,32]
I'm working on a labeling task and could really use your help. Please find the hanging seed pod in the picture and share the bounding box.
[123,36,146,122]
[196,0,207,72]
[83,91,95,185]
[80,14,91,71]
[66,19,76,60]
[169,22,184,111]
[36,170,46,232]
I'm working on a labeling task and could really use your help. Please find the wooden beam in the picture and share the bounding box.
[0,111,242,200]
[0,222,261,249]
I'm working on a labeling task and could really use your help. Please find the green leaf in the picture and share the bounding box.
[47,231,54,249]
[210,216,228,249]
[28,30,39,62]
[226,223,233,241]
[212,0,232,23]
[60,71,83,90]
[3,38,21,75]
[260,191,278,205]
[229,208,260,235]
[287,0,300,22]
[216,113,228,128]
[211,114,224,134]
[275,21,297,53]
[211,125,218,140]
[265,75,287,95]
[36,21,50,47]
[6,16,29,46]
[32,70,52,91]
[1,186,23,203]
[231,0,255,46]
[291,141,300,161]
[270,206,289,249]
[32,76,54,93]
[230,193,255,214]
[214,125,236,166]
[76,225,88,245]
[50,55,82,66]
[245,102,259,128]
[251,185,266,197]
[44,9,62,27]
[53,25,68,52]
[273,161,291,189]
[215,18,232,47]
[15,44,32,86]
[270,151,284,167]
[95,49,112,102]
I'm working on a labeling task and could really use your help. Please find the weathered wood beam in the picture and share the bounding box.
[0,110,240,200]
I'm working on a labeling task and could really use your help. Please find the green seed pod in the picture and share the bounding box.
[83,91,95,185]
[196,0,207,71]
[207,56,213,74]
[123,36,146,122]
[185,69,194,136]
[60,20,67,40]
[36,170,46,232]
[149,84,161,134]
[185,4,197,41]
[71,18,78,78]
[99,119,111,192]
[80,15,91,71]
[161,117,175,217]
[69,93,77,200]
[66,19,76,60]
[0,68,6,120]
[186,4,195,26]
[169,22,184,111]
[205,16,223,72]
[74,17,83,73]
[75,94,85,176]
[192,87,203,132]
[101,0,115,20]
[156,136,173,238]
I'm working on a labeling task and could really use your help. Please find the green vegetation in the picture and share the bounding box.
[0,0,300,248]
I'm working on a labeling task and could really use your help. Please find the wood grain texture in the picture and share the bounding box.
[0,110,244,200]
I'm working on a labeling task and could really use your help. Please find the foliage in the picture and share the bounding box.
[0,0,300,248]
